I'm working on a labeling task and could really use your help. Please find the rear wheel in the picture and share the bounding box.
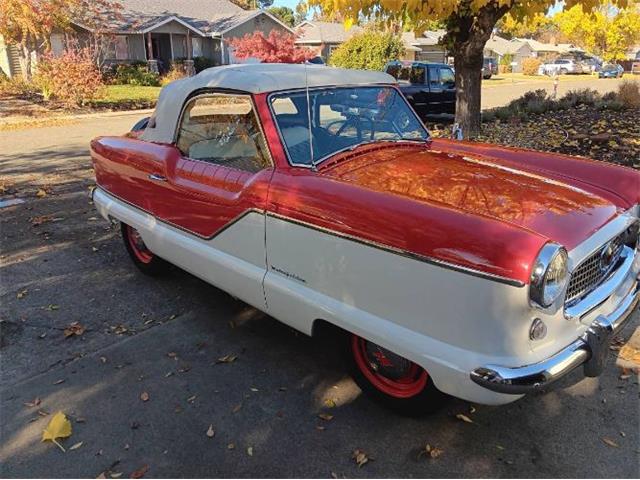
[560,68,568,75]
[346,334,447,415]
[121,222,169,275]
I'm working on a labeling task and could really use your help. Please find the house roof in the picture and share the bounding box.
[81,0,293,36]
[401,31,445,50]
[295,21,363,44]
[141,63,395,143]
[516,38,579,53]
[484,35,529,56]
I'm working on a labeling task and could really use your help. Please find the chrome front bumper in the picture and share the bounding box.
[470,247,640,395]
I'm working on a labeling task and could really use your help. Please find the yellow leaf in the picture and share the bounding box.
[36,189,47,198]
[343,17,354,31]
[42,411,72,451]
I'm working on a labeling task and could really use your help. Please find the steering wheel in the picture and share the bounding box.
[326,116,376,141]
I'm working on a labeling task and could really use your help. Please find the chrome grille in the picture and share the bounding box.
[565,233,625,305]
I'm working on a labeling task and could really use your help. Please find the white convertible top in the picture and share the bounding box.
[141,63,396,143]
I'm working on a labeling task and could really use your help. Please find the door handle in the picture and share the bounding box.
[148,173,167,182]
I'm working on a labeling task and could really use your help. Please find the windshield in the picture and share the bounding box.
[270,86,429,166]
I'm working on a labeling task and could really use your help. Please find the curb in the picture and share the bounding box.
[1,108,155,127]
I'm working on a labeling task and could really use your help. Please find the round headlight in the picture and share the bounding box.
[530,243,569,308]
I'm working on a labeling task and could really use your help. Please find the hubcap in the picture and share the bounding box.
[352,335,428,398]
[126,225,153,264]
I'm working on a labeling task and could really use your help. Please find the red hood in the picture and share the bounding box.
[322,143,618,249]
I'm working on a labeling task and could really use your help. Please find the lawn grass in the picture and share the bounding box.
[482,72,606,87]
[91,84,161,109]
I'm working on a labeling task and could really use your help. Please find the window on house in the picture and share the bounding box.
[192,37,203,57]
[113,36,128,60]
[176,94,271,173]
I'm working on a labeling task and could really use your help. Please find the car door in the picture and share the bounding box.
[425,65,444,113]
[438,66,456,114]
[149,92,274,309]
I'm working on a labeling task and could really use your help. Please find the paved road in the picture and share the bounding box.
[481,76,634,109]
[0,115,639,478]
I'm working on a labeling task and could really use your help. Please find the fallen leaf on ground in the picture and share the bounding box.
[187,395,196,403]
[318,413,334,421]
[324,399,336,408]
[46,304,60,311]
[110,473,123,478]
[53,379,65,385]
[17,289,27,299]
[232,403,242,413]
[206,424,215,438]
[69,441,83,451]
[216,354,237,364]
[36,189,47,198]
[24,397,41,407]
[130,465,149,479]
[455,413,474,424]
[602,437,619,448]
[419,444,443,459]
[97,473,106,479]
[38,409,49,416]
[64,322,85,338]
[352,449,369,468]
[42,411,72,451]
[227,443,235,450]
[140,392,149,402]
[247,446,253,456]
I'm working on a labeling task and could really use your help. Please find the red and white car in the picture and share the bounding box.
[91,64,640,414]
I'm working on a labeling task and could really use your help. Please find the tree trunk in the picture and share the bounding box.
[18,43,33,81]
[447,1,511,139]
[453,49,483,139]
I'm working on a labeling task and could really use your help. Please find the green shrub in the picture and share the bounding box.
[559,89,600,107]
[193,56,215,73]
[111,62,160,86]
[522,58,541,76]
[328,30,405,71]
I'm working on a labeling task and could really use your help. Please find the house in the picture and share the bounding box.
[401,30,447,63]
[294,21,364,61]
[516,38,581,60]
[483,35,533,72]
[0,0,294,77]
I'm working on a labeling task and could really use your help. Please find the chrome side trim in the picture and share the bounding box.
[471,272,639,395]
[95,187,525,287]
[266,212,526,287]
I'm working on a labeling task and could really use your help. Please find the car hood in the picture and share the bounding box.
[321,143,617,248]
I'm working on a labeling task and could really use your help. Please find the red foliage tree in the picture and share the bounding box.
[227,31,315,64]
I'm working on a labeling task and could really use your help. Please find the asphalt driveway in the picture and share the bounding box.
[0,114,638,478]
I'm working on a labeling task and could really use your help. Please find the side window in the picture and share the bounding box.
[409,66,426,84]
[176,94,270,173]
[428,66,440,88]
[440,67,455,87]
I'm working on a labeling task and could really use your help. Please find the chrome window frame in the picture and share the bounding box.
[172,89,274,171]
[266,84,431,169]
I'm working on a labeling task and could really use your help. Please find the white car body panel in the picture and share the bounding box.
[94,187,639,405]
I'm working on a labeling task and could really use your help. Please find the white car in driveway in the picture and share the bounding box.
[538,58,584,75]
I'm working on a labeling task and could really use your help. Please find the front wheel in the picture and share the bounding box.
[121,223,169,275]
[346,334,447,415]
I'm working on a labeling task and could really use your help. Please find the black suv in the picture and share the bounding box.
[384,61,456,117]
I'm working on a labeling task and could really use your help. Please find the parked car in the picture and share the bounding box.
[598,63,624,78]
[384,60,456,116]
[91,64,640,415]
[632,61,640,75]
[581,56,602,73]
[538,58,584,75]
[482,58,498,79]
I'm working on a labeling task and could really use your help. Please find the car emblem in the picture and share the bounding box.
[599,240,621,272]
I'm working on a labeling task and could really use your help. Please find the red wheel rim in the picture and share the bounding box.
[351,335,428,398]
[125,225,153,264]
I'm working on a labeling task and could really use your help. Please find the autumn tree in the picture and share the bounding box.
[308,0,631,138]
[0,0,120,80]
[497,13,557,41]
[268,6,297,27]
[227,31,316,63]
[554,4,640,61]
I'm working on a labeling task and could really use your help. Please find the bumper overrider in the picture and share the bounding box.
[471,245,640,395]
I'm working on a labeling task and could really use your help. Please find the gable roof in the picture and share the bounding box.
[484,35,529,56]
[80,0,293,36]
[516,38,579,54]
[401,31,445,50]
[295,21,363,44]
